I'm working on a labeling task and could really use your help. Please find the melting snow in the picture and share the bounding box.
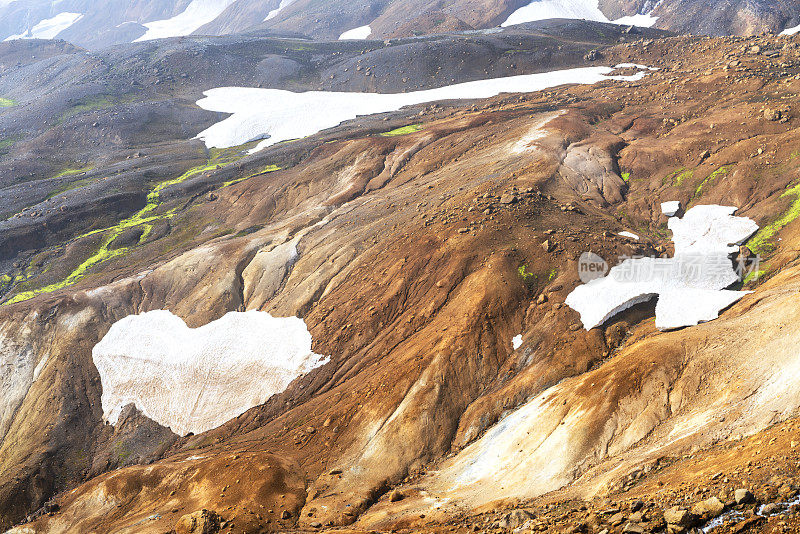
[501,0,658,28]
[4,12,83,41]
[264,0,299,21]
[613,13,659,27]
[195,66,652,153]
[339,25,372,40]
[661,200,682,216]
[93,310,328,435]
[782,22,800,35]
[134,0,237,42]
[614,63,659,71]
[565,205,758,331]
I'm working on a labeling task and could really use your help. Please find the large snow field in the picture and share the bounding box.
[93,310,328,435]
[565,205,759,331]
[501,0,658,28]
[135,0,237,42]
[4,12,83,41]
[194,65,652,153]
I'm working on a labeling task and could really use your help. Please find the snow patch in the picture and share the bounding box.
[782,22,800,35]
[501,0,658,28]
[614,63,659,71]
[661,200,681,216]
[339,25,372,40]
[619,231,639,240]
[134,0,237,42]
[4,12,83,41]
[264,0,299,21]
[613,13,659,27]
[512,335,523,350]
[565,205,758,331]
[195,66,652,153]
[93,310,328,435]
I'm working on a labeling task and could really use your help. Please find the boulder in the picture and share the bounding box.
[663,507,694,526]
[175,509,221,534]
[622,523,644,534]
[691,496,725,518]
[497,509,534,529]
[499,193,517,204]
[735,489,755,504]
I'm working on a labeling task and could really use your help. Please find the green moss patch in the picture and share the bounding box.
[747,182,800,255]
[661,168,693,187]
[222,165,281,187]
[380,124,423,137]
[0,98,15,108]
[694,166,730,197]
[3,145,277,305]
[518,264,537,288]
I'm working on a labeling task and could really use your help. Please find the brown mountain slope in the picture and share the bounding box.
[6,33,800,534]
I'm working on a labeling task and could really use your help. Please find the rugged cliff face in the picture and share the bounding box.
[4,21,800,534]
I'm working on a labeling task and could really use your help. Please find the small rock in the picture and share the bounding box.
[735,489,755,504]
[389,489,404,502]
[622,522,644,534]
[537,293,548,305]
[761,503,779,515]
[280,510,292,520]
[499,193,517,204]
[630,500,644,513]
[541,239,553,252]
[585,49,602,61]
[764,108,782,121]
[609,512,626,526]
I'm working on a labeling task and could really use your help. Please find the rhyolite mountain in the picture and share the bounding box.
[4,12,800,534]
[4,0,800,49]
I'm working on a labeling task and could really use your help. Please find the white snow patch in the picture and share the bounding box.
[661,200,681,216]
[614,63,659,71]
[339,25,372,40]
[613,13,659,27]
[195,66,652,153]
[501,0,657,28]
[512,335,523,350]
[4,12,83,41]
[566,205,758,330]
[134,0,237,42]
[264,0,299,20]
[782,22,800,35]
[93,310,328,435]
[619,231,639,240]
[501,0,607,26]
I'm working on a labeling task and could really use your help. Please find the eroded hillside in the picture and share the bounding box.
[3,27,800,534]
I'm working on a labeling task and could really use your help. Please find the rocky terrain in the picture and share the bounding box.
[5,13,800,534]
[5,0,800,49]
